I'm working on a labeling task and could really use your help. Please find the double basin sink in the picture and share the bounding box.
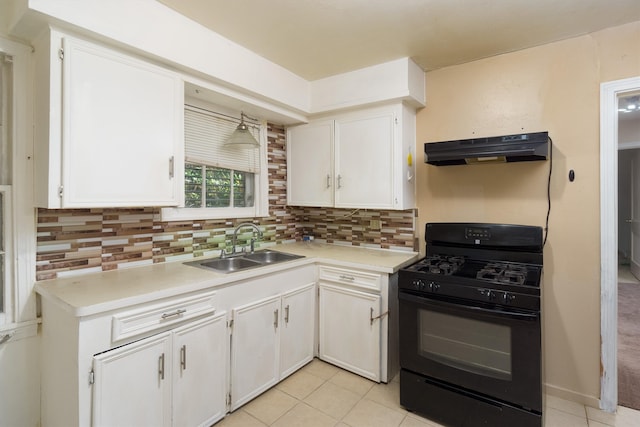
[185,250,304,274]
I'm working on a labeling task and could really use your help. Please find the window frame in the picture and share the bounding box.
[0,186,13,325]
[160,101,269,221]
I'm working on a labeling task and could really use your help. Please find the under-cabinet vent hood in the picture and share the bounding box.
[424,132,549,166]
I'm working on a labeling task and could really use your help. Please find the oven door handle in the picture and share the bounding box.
[399,291,539,321]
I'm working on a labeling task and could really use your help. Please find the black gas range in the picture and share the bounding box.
[398,223,544,427]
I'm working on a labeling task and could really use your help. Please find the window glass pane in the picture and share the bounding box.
[205,167,231,207]
[233,171,254,207]
[184,163,203,208]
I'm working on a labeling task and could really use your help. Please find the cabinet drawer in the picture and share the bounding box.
[319,266,381,291]
[112,291,217,342]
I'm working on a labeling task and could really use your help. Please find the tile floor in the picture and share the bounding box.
[214,359,640,427]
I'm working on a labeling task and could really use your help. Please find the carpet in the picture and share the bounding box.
[618,281,640,410]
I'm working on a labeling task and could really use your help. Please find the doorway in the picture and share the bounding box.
[600,76,640,412]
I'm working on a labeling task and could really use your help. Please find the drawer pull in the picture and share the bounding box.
[370,308,389,325]
[161,309,187,320]
[339,275,355,281]
[274,309,279,328]
[284,305,290,324]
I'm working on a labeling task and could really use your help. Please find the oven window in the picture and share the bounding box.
[419,310,512,380]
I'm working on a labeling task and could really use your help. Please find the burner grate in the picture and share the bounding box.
[476,262,527,286]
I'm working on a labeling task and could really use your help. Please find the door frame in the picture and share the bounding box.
[600,76,640,412]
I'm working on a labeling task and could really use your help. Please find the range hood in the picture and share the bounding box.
[424,131,549,166]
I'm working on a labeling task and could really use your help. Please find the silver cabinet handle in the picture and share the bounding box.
[274,309,279,328]
[339,274,355,281]
[169,156,175,178]
[161,309,186,319]
[326,174,331,189]
[336,174,342,189]
[158,353,165,380]
[180,345,187,371]
[370,308,389,325]
[285,305,290,324]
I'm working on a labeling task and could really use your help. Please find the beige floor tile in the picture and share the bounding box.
[271,402,338,427]
[215,410,268,427]
[329,369,375,397]
[400,413,445,426]
[546,395,588,418]
[277,370,326,400]
[589,421,613,427]
[342,399,406,427]
[364,380,405,412]
[302,358,340,380]
[545,407,589,427]
[587,405,640,427]
[243,388,298,425]
[304,381,362,419]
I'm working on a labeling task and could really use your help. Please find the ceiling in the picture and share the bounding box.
[158,0,640,81]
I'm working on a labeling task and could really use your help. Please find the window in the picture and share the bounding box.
[0,51,13,325]
[161,103,268,221]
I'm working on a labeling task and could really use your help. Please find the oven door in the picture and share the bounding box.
[399,290,541,411]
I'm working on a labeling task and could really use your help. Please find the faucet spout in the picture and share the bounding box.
[232,223,263,254]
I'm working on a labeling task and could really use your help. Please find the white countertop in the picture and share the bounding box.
[35,242,419,318]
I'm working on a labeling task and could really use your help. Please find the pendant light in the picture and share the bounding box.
[224,112,260,148]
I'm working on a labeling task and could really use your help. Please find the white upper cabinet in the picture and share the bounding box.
[286,120,334,207]
[287,103,416,210]
[34,29,184,208]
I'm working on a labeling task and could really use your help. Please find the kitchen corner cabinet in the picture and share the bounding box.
[229,282,315,410]
[33,29,184,208]
[286,103,416,210]
[92,313,227,427]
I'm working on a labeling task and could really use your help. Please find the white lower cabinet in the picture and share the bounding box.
[92,312,227,427]
[230,283,315,410]
[318,283,382,382]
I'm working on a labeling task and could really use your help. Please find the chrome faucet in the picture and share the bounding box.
[232,222,263,254]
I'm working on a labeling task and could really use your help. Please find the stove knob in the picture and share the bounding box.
[502,292,516,304]
[428,282,440,292]
[478,288,494,300]
[413,279,425,290]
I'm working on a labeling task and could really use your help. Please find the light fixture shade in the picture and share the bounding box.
[224,114,260,148]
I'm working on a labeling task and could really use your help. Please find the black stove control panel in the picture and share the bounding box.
[465,227,491,240]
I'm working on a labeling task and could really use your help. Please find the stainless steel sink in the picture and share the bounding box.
[243,250,303,264]
[185,250,304,273]
[197,257,262,273]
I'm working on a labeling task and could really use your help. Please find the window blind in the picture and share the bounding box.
[184,105,261,173]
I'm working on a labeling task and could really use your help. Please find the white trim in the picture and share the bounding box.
[600,76,640,412]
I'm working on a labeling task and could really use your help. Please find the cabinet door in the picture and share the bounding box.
[335,111,395,208]
[62,36,183,207]
[173,312,227,427]
[280,283,316,379]
[287,121,334,207]
[319,283,381,381]
[92,332,172,427]
[230,295,281,410]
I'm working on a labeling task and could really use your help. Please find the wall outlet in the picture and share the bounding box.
[370,219,381,229]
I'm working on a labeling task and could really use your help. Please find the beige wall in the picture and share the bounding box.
[416,21,640,405]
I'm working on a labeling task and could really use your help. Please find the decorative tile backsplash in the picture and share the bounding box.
[36,124,417,281]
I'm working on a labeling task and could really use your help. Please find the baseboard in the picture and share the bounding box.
[544,383,600,409]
